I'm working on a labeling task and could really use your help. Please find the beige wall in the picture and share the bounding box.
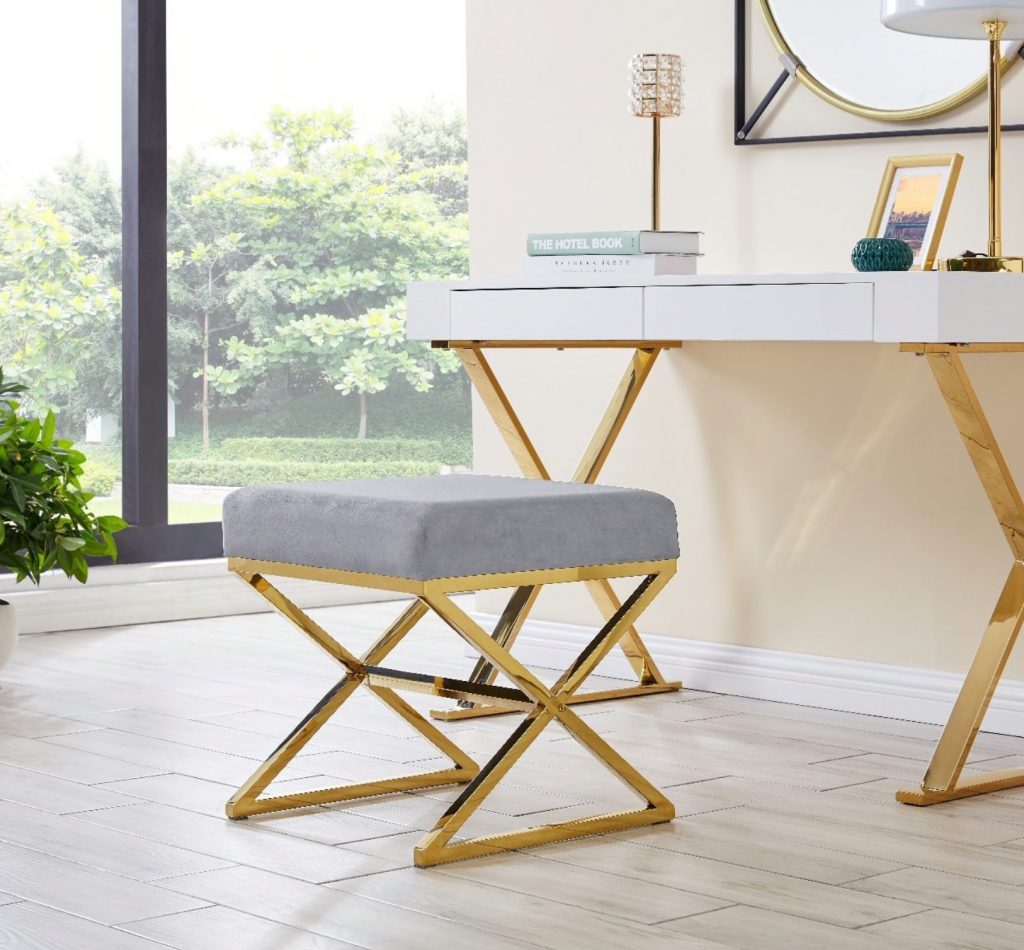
[465,0,1024,677]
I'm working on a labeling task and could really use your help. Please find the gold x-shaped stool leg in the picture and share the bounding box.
[898,345,1024,805]
[416,566,676,865]
[223,557,677,866]
[225,572,479,819]
[429,341,682,721]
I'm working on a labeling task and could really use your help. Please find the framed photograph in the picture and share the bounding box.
[868,154,963,270]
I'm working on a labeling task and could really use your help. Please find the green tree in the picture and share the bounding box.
[378,101,468,215]
[167,151,274,452]
[0,201,121,430]
[202,106,468,437]
[9,103,470,448]
[211,306,460,438]
[32,151,121,285]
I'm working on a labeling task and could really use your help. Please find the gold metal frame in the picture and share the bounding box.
[867,154,963,271]
[897,343,1024,805]
[757,0,1019,122]
[428,340,683,721]
[225,555,677,866]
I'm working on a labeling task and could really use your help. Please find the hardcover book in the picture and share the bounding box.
[526,230,701,256]
[520,254,699,277]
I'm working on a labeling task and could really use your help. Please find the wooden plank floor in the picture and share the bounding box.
[1,598,1024,949]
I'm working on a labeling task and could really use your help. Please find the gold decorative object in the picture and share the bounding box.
[629,53,683,230]
[883,2,1024,272]
[867,153,963,270]
[897,343,1024,805]
[225,553,677,866]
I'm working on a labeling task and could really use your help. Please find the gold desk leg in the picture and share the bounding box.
[431,345,681,720]
[416,569,675,867]
[898,349,1024,806]
[226,574,478,819]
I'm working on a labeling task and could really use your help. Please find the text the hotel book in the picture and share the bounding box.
[527,230,701,256]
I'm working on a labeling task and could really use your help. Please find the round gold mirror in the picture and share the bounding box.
[758,0,1021,121]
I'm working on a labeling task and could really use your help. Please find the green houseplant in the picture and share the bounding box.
[0,368,126,668]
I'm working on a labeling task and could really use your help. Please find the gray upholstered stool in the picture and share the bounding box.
[221,474,679,866]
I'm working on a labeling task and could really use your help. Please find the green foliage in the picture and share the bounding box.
[213,306,462,414]
[1,103,470,455]
[79,459,117,497]
[32,151,122,285]
[0,369,126,584]
[168,457,439,487]
[378,101,468,215]
[0,202,121,428]
[195,107,468,437]
[218,436,466,465]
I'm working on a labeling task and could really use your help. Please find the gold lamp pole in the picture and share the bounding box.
[944,17,1024,272]
[882,1,1024,272]
[985,19,1006,260]
[629,54,683,231]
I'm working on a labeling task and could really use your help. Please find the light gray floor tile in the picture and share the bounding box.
[863,907,1024,950]
[122,903,360,949]
[0,800,231,882]
[156,864,540,950]
[0,840,209,926]
[0,901,168,949]
[78,801,402,883]
[0,761,142,814]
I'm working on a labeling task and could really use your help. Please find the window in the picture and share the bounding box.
[2,1,470,559]
[0,1,123,516]
[164,0,470,523]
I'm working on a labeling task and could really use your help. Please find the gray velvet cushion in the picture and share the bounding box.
[222,474,678,581]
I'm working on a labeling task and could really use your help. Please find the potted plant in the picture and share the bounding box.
[0,369,126,669]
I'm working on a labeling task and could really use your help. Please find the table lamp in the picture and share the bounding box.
[882,1,1024,272]
[629,53,683,230]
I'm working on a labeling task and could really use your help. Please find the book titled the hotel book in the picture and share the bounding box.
[526,230,701,256]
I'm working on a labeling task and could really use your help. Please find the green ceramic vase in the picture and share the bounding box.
[851,238,914,272]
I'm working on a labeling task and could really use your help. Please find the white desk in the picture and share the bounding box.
[407,271,1024,810]
[408,271,1024,344]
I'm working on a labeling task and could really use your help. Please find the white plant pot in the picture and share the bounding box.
[0,599,16,670]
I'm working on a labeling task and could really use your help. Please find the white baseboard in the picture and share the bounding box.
[3,560,403,634]
[477,612,1024,737]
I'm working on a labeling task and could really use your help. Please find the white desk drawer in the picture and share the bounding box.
[450,287,643,340]
[644,283,874,341]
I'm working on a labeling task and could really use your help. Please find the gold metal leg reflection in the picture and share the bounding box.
[430,343,681,720]
[898,347,1024,806]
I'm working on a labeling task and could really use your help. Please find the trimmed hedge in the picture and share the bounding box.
[218,437,466,465]
[167,458,441,487]
[81,461,117,497]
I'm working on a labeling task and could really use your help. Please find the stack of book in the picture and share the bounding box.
[521,230,701,278]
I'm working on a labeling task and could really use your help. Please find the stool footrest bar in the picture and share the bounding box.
[364,665,535,710]
[430,681,683,721]
[227,766,478,819]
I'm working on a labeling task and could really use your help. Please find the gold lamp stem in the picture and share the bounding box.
[651,114,661,231]
[986,20,1006,259]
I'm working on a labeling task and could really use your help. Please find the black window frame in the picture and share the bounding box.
[118,0,222,562]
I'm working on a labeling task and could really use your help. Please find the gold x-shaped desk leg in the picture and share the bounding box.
[430,341,682,721]
[898,345,1024,805]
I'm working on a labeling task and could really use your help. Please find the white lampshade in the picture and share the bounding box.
[882,1,1024,39]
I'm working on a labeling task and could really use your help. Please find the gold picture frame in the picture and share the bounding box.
[868,154,963,271]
